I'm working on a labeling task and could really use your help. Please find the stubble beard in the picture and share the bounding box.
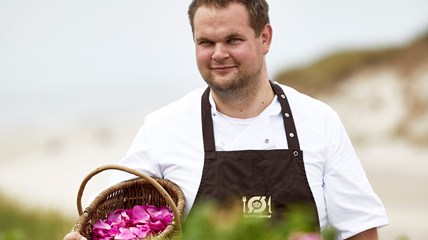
[204,66,263,102]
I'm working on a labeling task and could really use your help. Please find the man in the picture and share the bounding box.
[64,1,388,239]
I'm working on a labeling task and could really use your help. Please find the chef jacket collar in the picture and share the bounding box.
[208,91,282,119]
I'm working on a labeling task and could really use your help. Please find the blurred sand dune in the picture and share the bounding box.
[320,63,428,239]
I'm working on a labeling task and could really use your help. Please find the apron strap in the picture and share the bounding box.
[201,87,216,155]
[270,81,301,151]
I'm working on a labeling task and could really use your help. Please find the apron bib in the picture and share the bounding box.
[193,81,319,229]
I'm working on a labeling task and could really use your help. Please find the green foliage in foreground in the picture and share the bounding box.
[0,192,336,240]
[0,193,74,240]
[183,201,336,240]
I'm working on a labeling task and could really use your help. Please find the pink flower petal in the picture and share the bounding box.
[120,211,131,221]
[93,205,173,240]
[143,205,159,218]
[153,207,173,224]
[108,225,119,236]
[114,227,137,240]
[93,220,112,230]
[137,224,152,237]
[148,220,167,232]
[106,212,122,224]
[131,205,151,224]
[92,229,108,238]
[129,227,151,238]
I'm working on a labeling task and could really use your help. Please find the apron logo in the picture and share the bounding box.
[242,196,272,218]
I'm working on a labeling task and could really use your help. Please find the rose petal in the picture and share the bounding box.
[143,205,159,218]
[114,227,137,240]
[129,227,151,238]
[153,207,173,224]
[92,228,109,238]
[93,219,112,230]
[131,205,151,224]
[148,220,167,232]
[106,212,122,224]
[120,211,131,221]
[108,225,119,236]
[93,205,172,240]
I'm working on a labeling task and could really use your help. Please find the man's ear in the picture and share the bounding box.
[261,23,273,54]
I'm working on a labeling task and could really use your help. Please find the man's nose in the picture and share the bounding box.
[212,43,229,61]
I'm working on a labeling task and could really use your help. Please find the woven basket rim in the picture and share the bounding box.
[73,164,185,240]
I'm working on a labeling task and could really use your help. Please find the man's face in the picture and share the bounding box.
[193,2,271,97]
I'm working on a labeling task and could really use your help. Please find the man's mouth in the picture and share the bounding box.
[211,66,236,74]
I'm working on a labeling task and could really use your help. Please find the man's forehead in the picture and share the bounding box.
[193,3,253,38]
[194,19,252,40]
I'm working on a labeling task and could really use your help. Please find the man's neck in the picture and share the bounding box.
[211,80,274,119]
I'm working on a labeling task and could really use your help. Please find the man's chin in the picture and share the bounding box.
[208,80,236,91]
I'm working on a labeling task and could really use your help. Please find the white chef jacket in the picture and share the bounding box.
[109,83,388,239]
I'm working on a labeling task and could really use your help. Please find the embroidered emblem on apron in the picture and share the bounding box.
[242,195,272,218]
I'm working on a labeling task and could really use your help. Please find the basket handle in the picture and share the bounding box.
[76,164,182,230]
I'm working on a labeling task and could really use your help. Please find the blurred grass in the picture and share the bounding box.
[275,48,397,96]
[183,201,336,240]
[0,192,74,240]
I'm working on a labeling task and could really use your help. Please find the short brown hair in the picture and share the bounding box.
[188,0,270,36]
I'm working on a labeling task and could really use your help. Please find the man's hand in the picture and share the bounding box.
[63,232,87,240]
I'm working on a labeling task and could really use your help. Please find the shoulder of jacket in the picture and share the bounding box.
[145,87,206,121]
[275,82,337,117]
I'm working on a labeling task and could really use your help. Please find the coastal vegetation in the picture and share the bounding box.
[0,193,74,240]
[275,31,428,97]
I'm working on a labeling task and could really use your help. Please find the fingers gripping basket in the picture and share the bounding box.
[73,164,185,240]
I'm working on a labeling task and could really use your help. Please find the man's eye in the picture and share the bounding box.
[229,38,242,44]
[198,40,213,46]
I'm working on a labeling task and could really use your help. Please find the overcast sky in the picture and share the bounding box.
[1,0,428,128]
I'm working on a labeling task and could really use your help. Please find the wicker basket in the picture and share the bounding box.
[73,164,185,240]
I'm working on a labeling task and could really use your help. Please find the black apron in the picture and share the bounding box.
[193,81,319,229]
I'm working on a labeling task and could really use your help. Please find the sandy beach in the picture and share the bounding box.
[357,141,428,239]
